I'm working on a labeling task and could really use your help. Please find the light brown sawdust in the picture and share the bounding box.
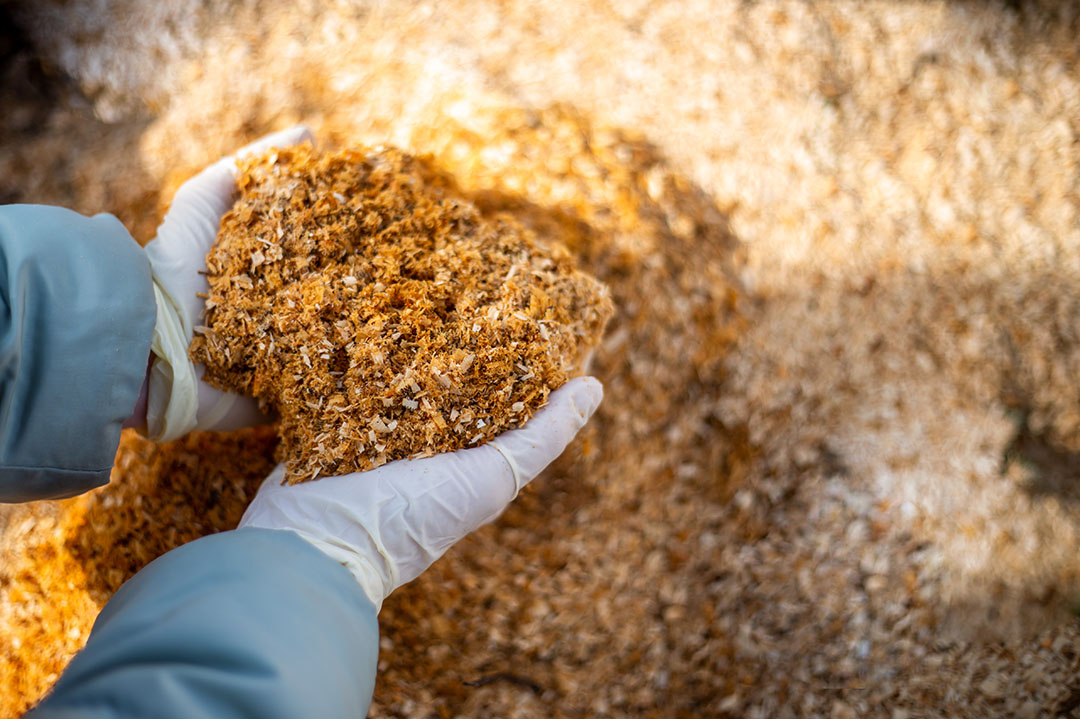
[4,1,1080,717]
[193,145,612,482]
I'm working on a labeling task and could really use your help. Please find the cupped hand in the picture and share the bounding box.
[238,377,604,611]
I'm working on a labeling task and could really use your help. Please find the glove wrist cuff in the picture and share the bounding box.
[145,279,199,442]
[265,528,390,612]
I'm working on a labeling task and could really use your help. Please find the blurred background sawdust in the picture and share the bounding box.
[3,0,1080,716]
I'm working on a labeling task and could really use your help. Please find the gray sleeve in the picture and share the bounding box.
[28,528,380,719]
[0,204,155,501]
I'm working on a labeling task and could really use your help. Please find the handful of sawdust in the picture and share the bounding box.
[191,145,613,483]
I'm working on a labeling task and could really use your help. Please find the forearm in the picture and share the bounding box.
[29,528,379,719]
[0,204,155,501]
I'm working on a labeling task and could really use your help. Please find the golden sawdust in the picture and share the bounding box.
[192,146,612,482]
[0,503,93,717]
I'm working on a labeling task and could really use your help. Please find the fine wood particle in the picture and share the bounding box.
[191,146,613,482]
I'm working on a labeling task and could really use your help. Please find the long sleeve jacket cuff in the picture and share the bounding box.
[0,205,155,501]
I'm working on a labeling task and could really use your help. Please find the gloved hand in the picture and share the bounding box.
[142,126,314,441]
[239,377,603,611]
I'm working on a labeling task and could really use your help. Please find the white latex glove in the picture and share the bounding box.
[239,377,604,612]
[142,125,315,441]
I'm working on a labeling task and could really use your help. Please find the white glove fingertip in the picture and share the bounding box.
[484,378,600,495]
[234,124,315,162]
[483,376,604,488]
[168,125,317,216]
[533,376,604,433]
[565,375,604,420]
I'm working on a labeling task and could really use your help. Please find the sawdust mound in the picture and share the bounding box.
[192,146,613,482]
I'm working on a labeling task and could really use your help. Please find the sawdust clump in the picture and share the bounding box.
[191,145,612,482]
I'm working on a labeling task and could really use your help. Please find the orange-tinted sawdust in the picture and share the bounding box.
[191,146,613,482]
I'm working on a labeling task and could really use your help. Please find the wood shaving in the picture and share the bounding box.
[192,146,612,482]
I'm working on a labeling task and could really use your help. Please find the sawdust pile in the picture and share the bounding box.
[193,146,612,482]
[5,0,1080,717]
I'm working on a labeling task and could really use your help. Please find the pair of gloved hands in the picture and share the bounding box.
[141,127,602,611]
